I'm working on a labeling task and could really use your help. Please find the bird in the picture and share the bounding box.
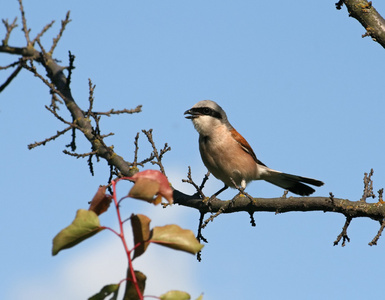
[184,100,324,197]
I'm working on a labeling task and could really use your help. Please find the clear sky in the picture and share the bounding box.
[1,1,385,299]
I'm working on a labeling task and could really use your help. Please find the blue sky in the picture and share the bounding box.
[2,1,385,299]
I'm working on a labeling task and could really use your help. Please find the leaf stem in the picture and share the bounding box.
[112,179,143,300]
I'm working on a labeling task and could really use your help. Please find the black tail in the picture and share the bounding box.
[261,169,324,196]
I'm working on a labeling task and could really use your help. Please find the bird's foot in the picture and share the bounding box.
[202,195,216,211]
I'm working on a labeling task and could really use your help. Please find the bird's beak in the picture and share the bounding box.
[184,109,199,119]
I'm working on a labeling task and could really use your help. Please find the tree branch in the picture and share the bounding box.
[2,0,385,249]
[173,190,385,220]
[337,0,385,48]
[0,5,140,178]
[173,181,385,246]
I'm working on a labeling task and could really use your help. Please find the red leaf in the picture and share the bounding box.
[131,214,151,259]
[88,185,113,216]
[127,170,173,205]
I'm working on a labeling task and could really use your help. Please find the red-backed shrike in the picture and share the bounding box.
[184,100,323,196]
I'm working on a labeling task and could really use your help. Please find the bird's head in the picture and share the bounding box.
[184,100,232,136]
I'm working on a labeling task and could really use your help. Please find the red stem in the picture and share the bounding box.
[112,179,143,300]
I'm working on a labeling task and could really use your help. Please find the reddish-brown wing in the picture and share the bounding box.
[230,128,267,167]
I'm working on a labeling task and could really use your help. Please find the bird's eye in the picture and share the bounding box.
[203,107,211,115]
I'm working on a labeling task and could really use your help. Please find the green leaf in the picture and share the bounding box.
[52,209,104,255]
[150,224,203,255]
[160,290,191,300]
[131,214,151,260]
[195,294,204,300]
[88,284,120,300]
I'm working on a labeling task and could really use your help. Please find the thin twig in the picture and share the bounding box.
[45,105,78,128]
[63,149,98,158]
[17,0,31,45]
[369,219,385,246]
[1,17,18,46]
[132,132,140,167]
[49,11,71,55]
[0,64,22,92]
[142,129,170,175]
[50,92,63,111]
[335,0,344,10]
[88,154,94,176]
[66,51,75,88]
[86,78,95,117]
[99,132,114,139]
[199,171,210,191]
[92,106,142,116]
[360,169,375,202]
[378,188,384,204]
[182,166,206,199]
[196,211,208,262]
[31,20,55,45]
[0,60,20,70]
[248,211,256,227]
[202,204,228,229]
[334,216,352,246]
[36,39,48,63]
[28,126,72,149]
[66,128,76,152]
[22,60,67,101]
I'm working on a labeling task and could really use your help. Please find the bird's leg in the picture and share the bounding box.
[213,184,229,198]
[229,178,255,205]
[203,184,228,209]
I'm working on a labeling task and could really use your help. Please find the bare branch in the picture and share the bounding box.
[142,129,170,175]
[369,219,385,246]
[28,126,72,150]
[86,78,96,117]
[337,0,385,48]
[0,60,20,70]
[91,106,143,116]
[49,11,71,55]
[17,0,31,45]
[31,20,55,46]
[360,169,375,202]
[50,91,63,111]
[22,60,67,100]
[248,211,256,227]
[1,17,18,46]
[174,191,385,219]
[66,51,75,88]
[378,188,384,203]
[0,63,22,92]
[3,0,385,249]
[132,132,140,167]
[63,149,97,158]
[181,166,207,199]
[196,211,207,262]
[44,105,79,128]
[334,216,352,246]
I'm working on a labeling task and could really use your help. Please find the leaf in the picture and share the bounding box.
[123,270,146,300]
[52,209,104,255]
[131,214,151,260]
[129,177,162,204]
[88,283,120,300]
[88,185,113,216]
[195,294,204,300]
[126,170,173,205]
[150,224,203,255]
[160,290,191,300]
